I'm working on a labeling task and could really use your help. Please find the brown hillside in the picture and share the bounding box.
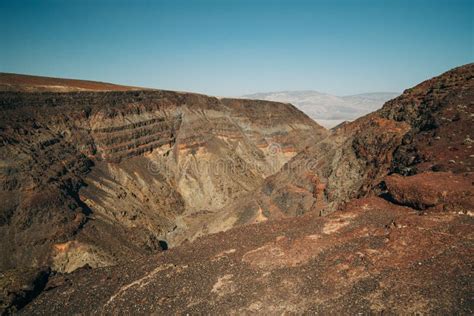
[0,73,146,92]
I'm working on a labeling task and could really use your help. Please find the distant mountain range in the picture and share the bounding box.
[242,91,400,128]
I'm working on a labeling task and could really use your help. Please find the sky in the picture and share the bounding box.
[0,0,472,96]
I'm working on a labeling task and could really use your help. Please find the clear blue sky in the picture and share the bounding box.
[1,0,472,96]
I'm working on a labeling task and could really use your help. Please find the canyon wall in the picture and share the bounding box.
[0,87,326,273]
[218,63,474,226]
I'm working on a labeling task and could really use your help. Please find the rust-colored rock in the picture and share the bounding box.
[384,172,474,212]
[19,197,474,314]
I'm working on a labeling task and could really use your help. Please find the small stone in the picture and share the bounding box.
[448,160,456,164]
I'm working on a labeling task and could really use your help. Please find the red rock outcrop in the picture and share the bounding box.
[384,172,474,212]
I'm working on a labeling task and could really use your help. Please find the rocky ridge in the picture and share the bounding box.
[0,73,145,92]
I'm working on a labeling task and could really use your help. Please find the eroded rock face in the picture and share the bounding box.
[0,267,50,314]
[379,63,474,174]
[223,64,473,225]
[0,87,326,274]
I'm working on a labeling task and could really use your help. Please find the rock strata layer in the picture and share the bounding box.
[0,78,326,277]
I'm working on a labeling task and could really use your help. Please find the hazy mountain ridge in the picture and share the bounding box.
[243,91,400,128]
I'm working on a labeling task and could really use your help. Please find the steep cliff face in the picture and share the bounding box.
[222,64,473,225]
[0,86,326,274]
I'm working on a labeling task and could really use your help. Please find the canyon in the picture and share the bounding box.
[0,73,326,275]
[0,64,473,314]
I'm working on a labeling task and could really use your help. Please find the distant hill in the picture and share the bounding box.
[243,91,400,128]
[0,73,148,92]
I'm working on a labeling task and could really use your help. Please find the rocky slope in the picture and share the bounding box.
[18,195,474,314]
[0,81,326,283]
[222,64,473,226]
[1,64,473,314]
